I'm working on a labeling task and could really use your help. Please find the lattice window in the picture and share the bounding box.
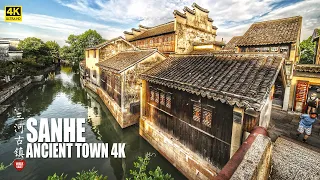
[202,108,212,128]
[155,90,159,104]
[193,103,201,122]
[150,89,155,101]
[166,94,171,109]
[160,92,165,106]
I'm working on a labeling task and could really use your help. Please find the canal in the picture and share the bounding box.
[0,66,185,180]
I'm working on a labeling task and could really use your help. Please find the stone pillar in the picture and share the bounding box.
[140,80,147,117]
[282,85,291,111]
[230,107,244,158]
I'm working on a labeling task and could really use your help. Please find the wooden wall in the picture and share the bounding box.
[144,82,233,168]
[130,33,175,53]
[100,70,121,106]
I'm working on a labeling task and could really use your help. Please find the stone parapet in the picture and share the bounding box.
[230,134,272,180]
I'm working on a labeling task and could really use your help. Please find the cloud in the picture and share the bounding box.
[1,0,319,45]
[0,10,125,45]
[261,0,320,40]
[55,0,320,42]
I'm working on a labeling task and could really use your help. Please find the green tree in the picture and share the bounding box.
[299,36,316,64]
[64,29,104,63]
[46,41,60,60]
[18,37,54,66]
[59,45,72,62]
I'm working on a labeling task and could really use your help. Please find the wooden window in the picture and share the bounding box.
[93,50,96,58]
[155,90,159,104]
[160,92,165,106]
[92,70,96,78]
[150,89,155,101]
[202,108,212,127]
[280,46,288,53]
[166,93,171,109]
[87,50,89,58]
[193,102,201,122]
[150,39,153,45]
[168,37,171,41]
[261,47,269,52]
[271,46,279,52]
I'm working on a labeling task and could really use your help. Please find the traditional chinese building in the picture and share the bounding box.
[84,37,137,86]
[223,36,242,52]
[235,16,302,110]
[0,39,23,61]
[290,65,320,113]
[312,28,320,65]
[124,3,222,56]
[83,36,166,128]
[139,54,285,179]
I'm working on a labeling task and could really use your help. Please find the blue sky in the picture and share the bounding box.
[0,0,319,46]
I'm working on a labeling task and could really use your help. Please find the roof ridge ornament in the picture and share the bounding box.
[173,10,187,18]
[192,3,209,13]
[183,6,195,15]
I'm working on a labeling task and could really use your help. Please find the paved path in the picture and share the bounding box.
[270,137,320,180]
[268,108,320,148]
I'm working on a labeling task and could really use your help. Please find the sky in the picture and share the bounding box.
[0,0,319,46]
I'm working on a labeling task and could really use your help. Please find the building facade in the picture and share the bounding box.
[140,54,285,179]
[312,29,320,65]
[83,37,166,128]
[0,39,23,61]
[234,16,302,111]
[124,3,222,56]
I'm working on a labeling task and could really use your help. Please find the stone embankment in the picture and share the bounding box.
[0,65,56,115]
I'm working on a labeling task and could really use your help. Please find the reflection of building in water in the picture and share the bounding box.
[87,93,102,139]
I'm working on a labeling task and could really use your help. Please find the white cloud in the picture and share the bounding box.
[0,10,125,45]
[0,0,319,45]
[55,0,320,42]
[260,0,320,40]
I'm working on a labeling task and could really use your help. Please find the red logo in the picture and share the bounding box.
[13,159,26,171]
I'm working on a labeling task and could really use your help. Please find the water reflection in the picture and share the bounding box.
[0,66,185,180]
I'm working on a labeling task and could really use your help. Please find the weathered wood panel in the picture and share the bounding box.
[146,83,233,168]
[130,33,175,53]
[101,70,121,106]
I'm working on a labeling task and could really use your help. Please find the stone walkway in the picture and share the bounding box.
[268,108,320,148]
[270,137,320,179]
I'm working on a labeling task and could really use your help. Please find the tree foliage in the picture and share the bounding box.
[63,29,104,63]
[46,41,60,60]
[299,36,316,64]
[17,37,54,66]
[45,153,173,180]
[127,153,174,180]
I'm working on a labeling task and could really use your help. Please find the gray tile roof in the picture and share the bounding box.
[141,54,284,111]
[236,16,302,46]
[96,50,158,73]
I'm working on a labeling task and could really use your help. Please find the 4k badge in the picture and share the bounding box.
[5,6,22,22]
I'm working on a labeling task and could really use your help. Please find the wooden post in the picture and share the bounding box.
[230,107,244,158]
[140,80,147,117]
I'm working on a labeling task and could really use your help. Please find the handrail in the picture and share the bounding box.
[215,126,268,180]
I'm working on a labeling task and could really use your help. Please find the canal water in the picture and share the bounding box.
[0,66,185,180]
